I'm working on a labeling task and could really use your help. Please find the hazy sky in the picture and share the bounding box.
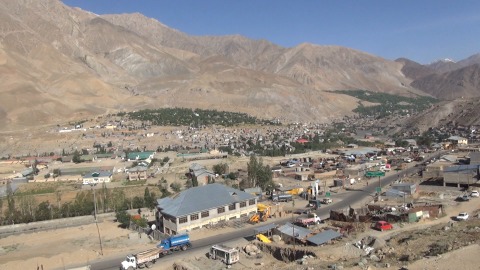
[63,0,480,64]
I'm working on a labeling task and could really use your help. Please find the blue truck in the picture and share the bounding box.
[156,234,191,255]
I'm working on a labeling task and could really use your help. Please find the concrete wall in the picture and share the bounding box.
[443,172,478,185]
[0,213,115,237]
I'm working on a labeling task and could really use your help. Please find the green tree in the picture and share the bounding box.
[5,181,15,223]
[72,150,81,163]
[143,187,155,209]
[36,201,52,221]
[185,179,193,189]
[116,209,131,228]
[132,196,144,208]
[212,163,228,175]
[170,182,182,193]
[395,139,409,148]
[246,155,259,188]
[191,176,199,187]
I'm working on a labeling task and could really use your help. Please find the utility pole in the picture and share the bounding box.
[378,176,381,201]
[91,184,103,255]
[292,198,295,261]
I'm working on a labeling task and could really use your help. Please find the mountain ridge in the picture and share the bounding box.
[0,0,477,132]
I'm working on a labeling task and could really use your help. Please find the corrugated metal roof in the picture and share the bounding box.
[307,229,342,246]
[157,183,256,217]
[444,165,479,173]
[254,223,278,234]
[277,223,310,239]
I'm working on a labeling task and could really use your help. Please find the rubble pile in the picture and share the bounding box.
[255,242,316,262]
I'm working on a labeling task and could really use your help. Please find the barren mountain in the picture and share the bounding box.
[411,64,480,100]
[0,0,427,131]
[396,58,436,81]
[400,97,480,133]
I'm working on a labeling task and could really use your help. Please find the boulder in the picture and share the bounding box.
[272,235,282,242]
[369,254,381,262]
[371,237,386,249]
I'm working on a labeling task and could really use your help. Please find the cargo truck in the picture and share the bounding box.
[295,213,321,227]
[120,248,161,270]
[156,234,191,255]
[271,193,293,202]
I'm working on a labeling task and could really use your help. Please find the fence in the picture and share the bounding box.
[128,222,167,241]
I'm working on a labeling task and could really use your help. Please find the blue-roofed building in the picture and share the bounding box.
[157,183,257,235]
[307,229,343,246]
[275,222,311,244]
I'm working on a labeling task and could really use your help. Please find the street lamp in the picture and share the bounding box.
[90,183,103,256]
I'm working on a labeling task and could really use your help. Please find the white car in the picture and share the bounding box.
[471,190,479,197]
[456,212,469,221]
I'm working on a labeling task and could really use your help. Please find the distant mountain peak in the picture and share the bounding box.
[431,58,456,64]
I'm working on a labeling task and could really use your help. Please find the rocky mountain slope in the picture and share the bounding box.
[398,55,480,100]
[0,0,449,131]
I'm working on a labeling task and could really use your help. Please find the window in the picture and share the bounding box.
[249,199,256,205]
[190,213,199,221]
[178,216,187,224]
[240,201,246,208]
[201,211,209,218]
[217,207,225,214]
[229,203,236,211]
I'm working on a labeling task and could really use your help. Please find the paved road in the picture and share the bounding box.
[86,152,444,270]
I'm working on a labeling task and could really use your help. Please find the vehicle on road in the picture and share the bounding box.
[456,212,469,221]
[458,194,470,201]
[373,221,393,231]
[295,213,321,227]
[308,199,321,209]
[120,248,161,269]
[271,193,293,202]
[322,198,333,204]
[208,244,240,266]
[471,190,479,197]
[156,234,191,255]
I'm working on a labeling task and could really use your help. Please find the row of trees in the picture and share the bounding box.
[121,108,278,127]
[0,182,162,226]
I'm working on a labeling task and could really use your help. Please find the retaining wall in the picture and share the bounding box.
[0,213,116,238]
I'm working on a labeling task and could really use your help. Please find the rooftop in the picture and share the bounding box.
[157,183,256,217]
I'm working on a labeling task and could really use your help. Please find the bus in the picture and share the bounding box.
[208,244,240,266]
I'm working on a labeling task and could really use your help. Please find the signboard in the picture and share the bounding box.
[365,171,386,177]
[326,192,331,197]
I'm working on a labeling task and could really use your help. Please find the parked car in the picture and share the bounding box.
[458,194,470,201]
[373,221,393,231]
[456,212,469,221]
[471,190,479,197]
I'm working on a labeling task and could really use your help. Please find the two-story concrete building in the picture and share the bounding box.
[157,183,257,235]
[127,166,148,181]
[447,136,468,146]
[82,171,112,185]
